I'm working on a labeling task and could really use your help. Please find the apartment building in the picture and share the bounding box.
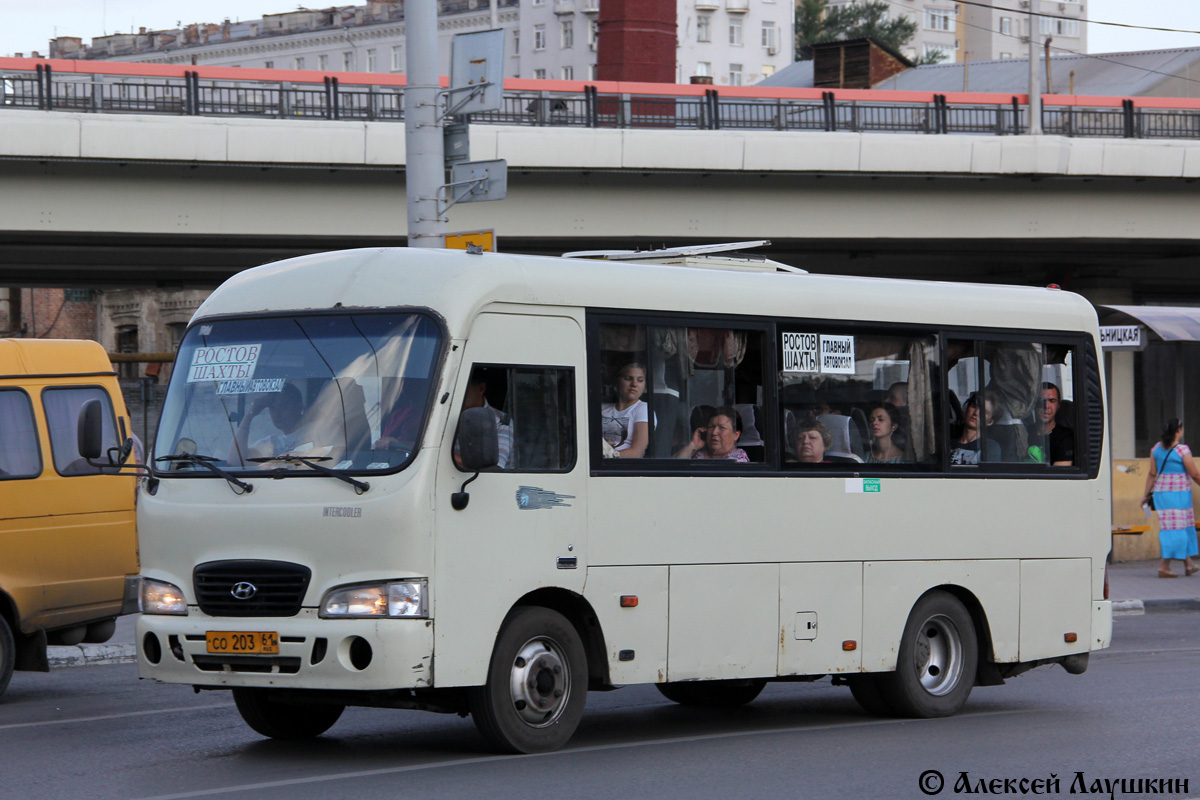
[823,0,1086,64]
[49,0,793,87]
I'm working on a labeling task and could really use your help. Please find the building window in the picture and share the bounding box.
[391,45,402,71]
[695,61,711,77]
[63,288,93,303]
[561,66,574,80]
[318,54,329,70]
[535,68,547,79]
[561,19,574,49]
[367,48,377,71]
[589,20,599,50]
[514,30,520,54]
[1040,17,1080,37]
[761,20,777,50]
[116,326,139,380]
[343,51,354,71]
[923,43,951,60]
[924,7,954,31]
[729,18,743,46]
[532,0,544,5]
[999,16,1012,36]
[534,25,546,51]
[999,51,1013,59]
[264,60,274,69]
[293,56,305,70]
[697,14,712,43]
[729,63,743,86]
[761,64,776,76]
[589,63,598,80]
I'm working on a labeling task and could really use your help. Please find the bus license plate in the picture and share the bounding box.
[206,631,279,655]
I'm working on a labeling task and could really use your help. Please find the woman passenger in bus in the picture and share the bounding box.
[674,406,749,462]
[600,362,650,458]
[788,418,833,464]
[866,403,904,463]
[949,392,1001,465]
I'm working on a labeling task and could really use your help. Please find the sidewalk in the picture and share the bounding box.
[47,559,1200,668]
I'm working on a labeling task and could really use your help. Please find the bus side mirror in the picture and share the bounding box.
[78,399,105,461]
[452,407,500,511]
[456,407,500,472]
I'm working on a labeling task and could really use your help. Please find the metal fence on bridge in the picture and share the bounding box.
[4,62,1200,139]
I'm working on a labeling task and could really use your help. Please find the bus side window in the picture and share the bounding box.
[0,389,41,478]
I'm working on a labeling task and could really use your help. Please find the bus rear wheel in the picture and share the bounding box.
[879,590,977,718]
[469,607,587,754]
[656,679,766,707]
[0,616,13,699]
[232,688,344,739]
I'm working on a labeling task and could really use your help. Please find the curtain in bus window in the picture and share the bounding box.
[906,339,937,462]
[0,390,40,477]
[985,343,1043,463]
[687,328,746,368]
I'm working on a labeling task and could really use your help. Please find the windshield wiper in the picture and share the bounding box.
[155,454,253,494]
[248,454,370,495]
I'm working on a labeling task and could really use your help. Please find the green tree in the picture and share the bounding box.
[795,0,943,63]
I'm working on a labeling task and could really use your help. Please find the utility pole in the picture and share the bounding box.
[1026,0,1042,134]
[405,0,446,248]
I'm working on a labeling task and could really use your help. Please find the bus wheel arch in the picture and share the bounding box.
[934,583,1002,688]
[511,588,611,690]
[878,588,978,718]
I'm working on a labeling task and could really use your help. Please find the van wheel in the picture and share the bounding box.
[846,674,894,716]
[879,591,977,718]
[0,616,14,699]
[232,688,344,739]
[469,607,587,754]
[656,679,766,707]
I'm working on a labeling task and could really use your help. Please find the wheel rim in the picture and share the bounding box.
[508,636,572,727]
[913,614,964,696]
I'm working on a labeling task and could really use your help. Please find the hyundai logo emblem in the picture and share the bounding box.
[230,582,257,600]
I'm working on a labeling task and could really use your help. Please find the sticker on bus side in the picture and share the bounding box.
[188,344,262,383]
[845,478,881,494]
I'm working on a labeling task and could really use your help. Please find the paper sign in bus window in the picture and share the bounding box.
[188,344,262,383]
[781,332,819,373]
[820,335,855,374]
[216,378,286,395]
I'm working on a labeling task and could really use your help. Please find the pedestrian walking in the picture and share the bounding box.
[1143,418,1200,578]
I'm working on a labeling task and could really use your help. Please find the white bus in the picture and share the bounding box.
[133,246,1112,753]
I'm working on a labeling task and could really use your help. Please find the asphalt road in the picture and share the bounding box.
[3,612,1197,800]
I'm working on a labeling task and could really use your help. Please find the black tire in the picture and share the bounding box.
[232,688,344,739]
[655,679,766,707]
[469,607,588,754]
[878,590,977,718]
[0,616,14,700]
[846,674,895,717]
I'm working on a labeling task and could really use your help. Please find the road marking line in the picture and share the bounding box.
[0,703,233,731]
[128,708,1035,800]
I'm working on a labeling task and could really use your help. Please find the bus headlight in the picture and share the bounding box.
[141,578,188,615]
[320,580,428,619]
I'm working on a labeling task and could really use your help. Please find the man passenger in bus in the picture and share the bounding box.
[674,406,749,462]
[1029,382,1074,466]
[950,392,1001,465]
[886,382,908,409]
[454,368,512,469]
[231,383,312,461]
[600,362,650,458]
[790,419,833,464]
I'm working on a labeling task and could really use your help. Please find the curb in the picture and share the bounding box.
[1143,598,1200,613]
[47,643,137,668]
[1112,599,1145,616]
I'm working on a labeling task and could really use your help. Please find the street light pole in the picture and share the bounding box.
[1027,0,1042,135]
[405,0,446,247]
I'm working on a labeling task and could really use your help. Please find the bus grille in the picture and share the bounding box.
[193,560,311,617]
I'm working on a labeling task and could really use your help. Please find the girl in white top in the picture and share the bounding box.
[600,362,650,458]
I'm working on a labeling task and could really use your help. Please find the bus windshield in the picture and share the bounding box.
[154,312,442,475]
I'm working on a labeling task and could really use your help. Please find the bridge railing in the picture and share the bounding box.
[4,59,1200,140]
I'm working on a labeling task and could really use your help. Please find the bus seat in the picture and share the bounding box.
[819,414,864,463]
[649,392,683,458]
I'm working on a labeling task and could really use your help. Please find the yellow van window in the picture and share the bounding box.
[0,390,40,478]
[42,387,118,476]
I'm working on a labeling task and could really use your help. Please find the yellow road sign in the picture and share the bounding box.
[445,230,496,252]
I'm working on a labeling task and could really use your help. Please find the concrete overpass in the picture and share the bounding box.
[3,106,1200,298]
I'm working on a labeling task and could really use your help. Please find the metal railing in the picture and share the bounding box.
[3,63,1199,140]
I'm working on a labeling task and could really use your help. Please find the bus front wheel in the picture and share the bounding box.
[656,679,766,707]
[469,607,588,754]
[232,688,344,739]
[879,590,977,718]
[0,616,13,699]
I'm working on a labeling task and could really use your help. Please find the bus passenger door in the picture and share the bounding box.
[433,312,588,687]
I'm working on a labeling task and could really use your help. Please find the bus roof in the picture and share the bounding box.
[0,338,114,377]
[193,248,1100,337]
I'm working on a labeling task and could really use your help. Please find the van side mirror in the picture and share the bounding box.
[451,407,500,511]
[456,407,500,472]
[78,399,105,461]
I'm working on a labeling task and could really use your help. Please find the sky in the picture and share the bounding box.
[0,0,1199,58]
